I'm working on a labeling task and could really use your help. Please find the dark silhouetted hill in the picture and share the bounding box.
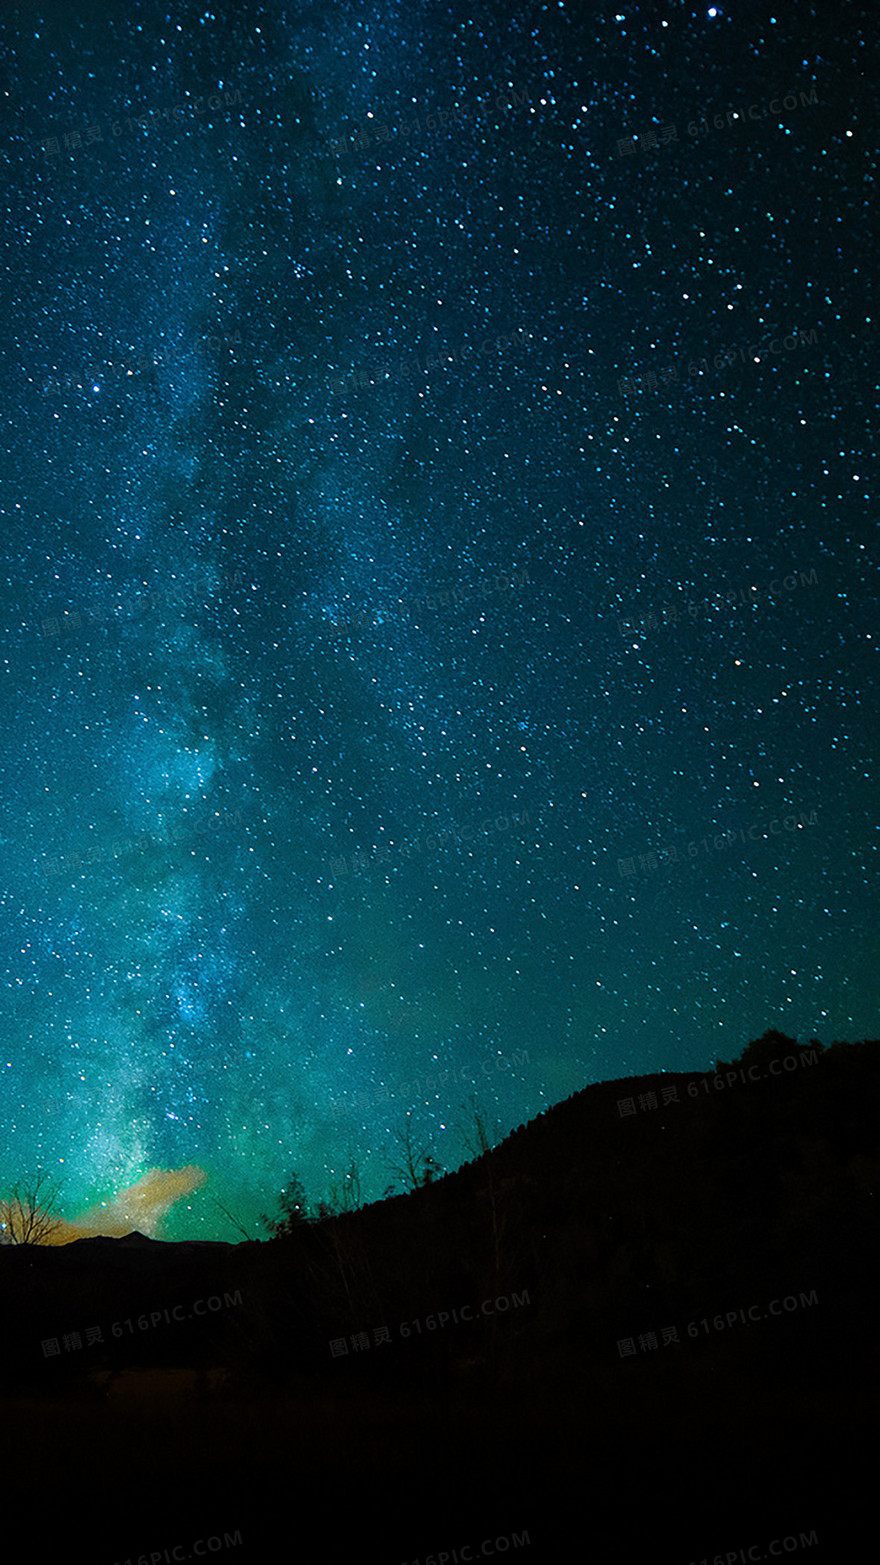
[1,1030,876,1563]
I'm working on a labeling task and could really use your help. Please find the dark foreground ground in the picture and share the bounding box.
[6,1357,871,1563]
[2,1032,877,1563]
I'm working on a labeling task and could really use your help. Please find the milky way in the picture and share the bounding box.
[0,0,874,1238]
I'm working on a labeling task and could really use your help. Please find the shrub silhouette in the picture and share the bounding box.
[261,1172,309,1237]
[715,1029,823,1076]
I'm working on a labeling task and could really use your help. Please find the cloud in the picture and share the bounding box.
[8,1166,208,1245]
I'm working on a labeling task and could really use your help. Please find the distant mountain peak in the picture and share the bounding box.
[68,1229,159,1247]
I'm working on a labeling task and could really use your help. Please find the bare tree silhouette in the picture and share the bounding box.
[209,1192,255,1242]
[383,1117,443,1195]
[456,1095,518,1380]
[324,1154,363,1215]
[458,1092,501,1162]
[0,1172,64,1245]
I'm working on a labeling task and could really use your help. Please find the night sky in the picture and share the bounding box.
[0,0,875,1240]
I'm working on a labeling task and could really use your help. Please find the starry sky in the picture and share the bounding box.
[0,0,875,1240]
